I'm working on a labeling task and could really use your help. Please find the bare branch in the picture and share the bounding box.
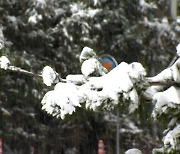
[149,81,180,87]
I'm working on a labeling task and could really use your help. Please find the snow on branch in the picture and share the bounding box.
[152,86,180,119]
[0,56,41,78]
[139,0,157,10]
[144,58,180,98]
[154,124,180,153]
[163,124,180,153]
[41,50,147,118]
[6,66,41,78]
[40,45,180,153]
[0,56,64,85]
[1,45,180,120]
[1,45,180,152]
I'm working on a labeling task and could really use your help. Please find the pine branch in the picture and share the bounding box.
[0,65,42,78]
[1,65,180,87]
[148,81,180,87]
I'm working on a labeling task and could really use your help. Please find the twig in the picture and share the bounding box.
[148,81,180,87]
[0,66,42,78]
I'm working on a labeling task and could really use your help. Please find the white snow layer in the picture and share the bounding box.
[163,124,180,151]
[79,46,96,62]
[149,59,180,111]
[42,66,57,86]
[93,0,98,6]
[145,58,180,98]
[139,0,157,10]
[125,148,142,154]
[70,3,101,18]
[0,56,10,70]
[41,82,83,119]
[0,40,4,50]
[66,74,86,85]
[81,58,107,77]
[176,43,180,57]
[41,62,146,118]
[171,59,180,83]
[152,86,180,119]
[28,14,42,25]
[34,0,46,9]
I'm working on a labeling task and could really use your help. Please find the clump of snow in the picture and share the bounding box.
[70,3,101,18]
[5,15,19,31]
[162,17,169,24]
[41,61,146,118]
[147,68,172,83]
[144,85,164,100]
[167,117,178,130]
[143,17,175,43]
[152,86,180,119]
[87,9,101,18]
[28,14,42,25]
[143,17,171,32]
[163,124,180,152]
[80,47,107,77]
[0,56,10,70]
[34,0,47,9]
[145,58,180,98]
[98,62,146,112]
[62,27,73,41]
[1,107,11,116]
[12,127,30,138]
[0,40,4,50]
[41,82,83,119]
[0,27,4,41]
[176,43,180,57]
[70,3,82,14]
[177,18,180,24]
[42,66,57,86]
[81,58,107,77]
[139,0,157,10]
[66,74,86,85]
[171,59,180,83]
[79,46,96,63]
[93,0,98,6]
[125,148,142,154]
[129,62,146,82]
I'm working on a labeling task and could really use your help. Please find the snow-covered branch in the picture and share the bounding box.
[2,66,42,78]
[0,56,41,78]
[1,44,180,153]
[41,60,148,119]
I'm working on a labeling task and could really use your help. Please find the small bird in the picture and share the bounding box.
[0,56,10,70]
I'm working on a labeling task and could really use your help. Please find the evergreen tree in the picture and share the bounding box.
[0,0,180,153]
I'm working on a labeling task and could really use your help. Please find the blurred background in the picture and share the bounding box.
[0,0,180,153]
